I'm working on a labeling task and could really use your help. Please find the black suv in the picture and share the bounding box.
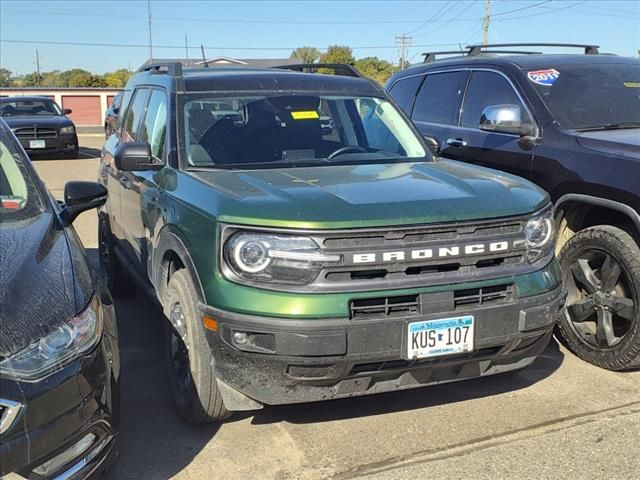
[386,43,640,371]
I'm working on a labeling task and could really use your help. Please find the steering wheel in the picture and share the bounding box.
[327,146,368,160]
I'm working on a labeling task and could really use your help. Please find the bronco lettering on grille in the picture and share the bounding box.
[352,241,513,264]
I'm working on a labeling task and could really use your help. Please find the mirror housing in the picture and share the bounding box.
[114,142,162,171]
[423,135,440,156]
[479,104,534,136]
[61,181,107,225]
[62,108,72,115]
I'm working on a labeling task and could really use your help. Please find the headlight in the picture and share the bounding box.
[224,232,341,285]
[60,125,75,134]
[524,206,555,263]
[0,297,101,381]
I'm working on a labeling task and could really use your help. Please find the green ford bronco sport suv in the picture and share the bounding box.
[98,63,566,423]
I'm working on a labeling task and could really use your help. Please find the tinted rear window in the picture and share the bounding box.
[411,71,468,125]
[388,75,423,114]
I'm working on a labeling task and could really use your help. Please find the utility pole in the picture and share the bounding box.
[35,49,41,87]
[185,34,189,59]
[147,0,153,63]
[482,0,491,46]
[395,35,412,70]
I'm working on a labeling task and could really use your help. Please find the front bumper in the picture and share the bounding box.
[18,134,78,154]
[0,330,120,479]
[203,283,566,408]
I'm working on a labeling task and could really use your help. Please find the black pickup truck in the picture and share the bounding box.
[386,44,640,371]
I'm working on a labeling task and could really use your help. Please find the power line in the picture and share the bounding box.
[413,1,480,38]
[0,8,478,25]
[491,0,590,22]
[0,38,460,52]
[490,0,552,18]
[403,0,454,35]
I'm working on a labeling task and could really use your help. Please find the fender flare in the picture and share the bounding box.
[152,228,206,304]
[555,193,640,233]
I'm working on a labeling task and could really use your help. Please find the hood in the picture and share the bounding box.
[0,212,77,358]
[576,129,640,160]
[188,160,549,229]
[1,115,74,129]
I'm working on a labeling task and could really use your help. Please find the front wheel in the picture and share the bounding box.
[557,225,640,370]
[63,144,79,159]
[164,269,230,423]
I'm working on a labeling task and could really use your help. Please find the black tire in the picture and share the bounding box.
[557,225,640,371]
[98,215,134,297]
[164,269,230,423]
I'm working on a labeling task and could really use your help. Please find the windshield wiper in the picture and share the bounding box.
[576,122,640,132]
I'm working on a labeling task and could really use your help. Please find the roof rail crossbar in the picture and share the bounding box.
[137,62,184,77]
[422,51,467,63]
[467,43,600,55]
[274,63,363,78]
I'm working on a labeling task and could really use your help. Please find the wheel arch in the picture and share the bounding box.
[554,194,640,251]
[153,227,206,307]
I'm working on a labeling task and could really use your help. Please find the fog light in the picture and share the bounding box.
[233,332,249,345]
[33,433,96,476]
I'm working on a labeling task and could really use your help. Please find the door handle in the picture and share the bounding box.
[446,138,467,148]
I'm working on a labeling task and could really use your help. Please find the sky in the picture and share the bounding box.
[0,0,638,75]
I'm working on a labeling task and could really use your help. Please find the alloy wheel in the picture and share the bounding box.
[565,249,636,348]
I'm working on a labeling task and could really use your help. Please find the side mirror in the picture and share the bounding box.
[422,136,440,156]
[114,142,162,171]
[62,181,107,225]
[62,108,72,115]
[479,104,534,136]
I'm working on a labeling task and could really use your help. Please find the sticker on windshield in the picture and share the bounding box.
[527,69,560,86]
[623,82,640,88]
[291,111,319,120]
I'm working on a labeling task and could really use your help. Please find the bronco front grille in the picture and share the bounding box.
[220,212,541,293]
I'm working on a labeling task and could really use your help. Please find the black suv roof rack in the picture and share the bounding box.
[274,63,364,78]
[422,43,600,63]
[137,62,183,76]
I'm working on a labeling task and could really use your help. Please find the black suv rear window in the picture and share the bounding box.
[411,71,468,126]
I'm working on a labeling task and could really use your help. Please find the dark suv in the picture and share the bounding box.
[98,62,565,423]
[386,43,640,371]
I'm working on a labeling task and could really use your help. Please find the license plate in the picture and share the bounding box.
[407,315,474,359]
[29,140,46,149]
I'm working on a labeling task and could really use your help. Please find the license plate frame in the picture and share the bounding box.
[406,315,475,360]
[29,139,46,149]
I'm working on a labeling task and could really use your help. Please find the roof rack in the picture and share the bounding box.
[137,62,183,76]
[422,43,600,63]
[467,43,600,55]
[274,63,364,78]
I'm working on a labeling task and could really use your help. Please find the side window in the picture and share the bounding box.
[139,89,168,160]
[461,71,530,129]
[412,71,468,125]
[387,75,423,115]
[122,88,150,142]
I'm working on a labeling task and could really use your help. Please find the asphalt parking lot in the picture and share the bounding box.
[31,133,640,480]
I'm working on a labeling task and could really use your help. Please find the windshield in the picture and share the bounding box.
[181,94,428,168]
[0,125,45,222]
[528,62,640,131]
[0,99,62,117]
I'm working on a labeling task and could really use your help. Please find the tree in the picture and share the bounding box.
[290,47,321,64]
[319,45,355,65]
[355,57,394,85]
[21,72,44,87]
[0,68,14,87]
[103,68,132,88]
